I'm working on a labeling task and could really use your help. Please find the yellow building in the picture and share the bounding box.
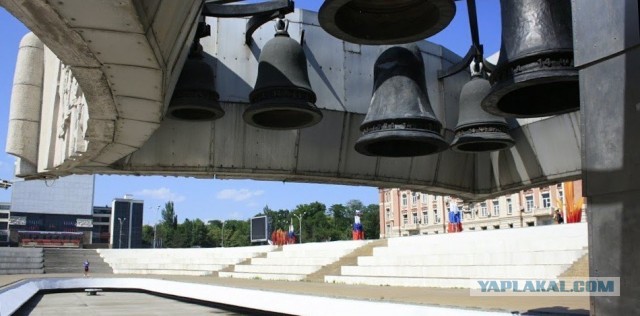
[379,181,584,238]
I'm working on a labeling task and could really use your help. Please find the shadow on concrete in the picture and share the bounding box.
[521,306,589,315]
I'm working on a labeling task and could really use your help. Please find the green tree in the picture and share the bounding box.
[191,219,210,247]
[362,203,380,239]
[224,220,250,247]
[328,203,351,240]
[207,220,224,247]
[141,225,154,248]
[161,201,177,228]
[294,202,331,243]
[256,205,290,233]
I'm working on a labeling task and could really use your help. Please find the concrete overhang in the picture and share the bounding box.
[2,1,581,200]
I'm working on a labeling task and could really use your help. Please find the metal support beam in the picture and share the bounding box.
[203,0,293,18]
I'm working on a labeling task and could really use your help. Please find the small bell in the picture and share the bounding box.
[167,44,224,121]
[451,64,515,153]
[245,19,322,130]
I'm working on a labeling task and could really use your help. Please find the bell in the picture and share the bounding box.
[451,68,515,153]
[319,0,456,45]
[245,19,322,130]
[355,44,448,157]
[167,44,224,121]
[482,0,579,118]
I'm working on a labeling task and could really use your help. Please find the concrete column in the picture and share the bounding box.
[7,32,44,173]
[573,1,640,314]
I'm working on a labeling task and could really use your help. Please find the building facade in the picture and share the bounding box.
[110,196,144,249]
[379,180,585,238]
[0,202,10,245]
[2,175,145,248]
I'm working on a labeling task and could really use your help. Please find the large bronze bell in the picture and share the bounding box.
[451,68,515,153]
[319,0,456,45]
[245,19,322,130]
[167,44,224,121]
[355,44,448,157]
[481,0,579,118]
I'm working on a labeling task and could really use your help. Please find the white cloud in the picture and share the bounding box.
[135,187,186,202]
[216,188,264,201]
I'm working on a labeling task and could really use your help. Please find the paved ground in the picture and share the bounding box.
[14,291,243,316]
[0,273,590,315]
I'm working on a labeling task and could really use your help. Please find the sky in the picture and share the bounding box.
[0,0,501,225]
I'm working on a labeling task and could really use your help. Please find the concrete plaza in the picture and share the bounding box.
[0,273,589,315]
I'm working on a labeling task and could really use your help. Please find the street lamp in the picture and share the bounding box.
[292,212,305,244]
[117,217,127,249]
[221,220,226,248]
[153,205,160,248]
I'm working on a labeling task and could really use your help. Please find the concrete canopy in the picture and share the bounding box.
[2,1,581,200]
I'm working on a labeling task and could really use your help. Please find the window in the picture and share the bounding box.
[412,213,418,224]
[508,223,514,228]
[557,185,564,203]
[421,193,428,203]
[481,202,488,217]
[434,210,441,223]
[402,194,408,206]
[493,225,500,230]
[386,208,391,220]
[492,200,500,216]
[481,226,487,230]
[384,191,391,201]
[422,211,428,224]
[525,195,534,212]
[412,192,419,204]
[403,214,408,225]
[507,198,513,215]
[526,221,535,227]
[542,192,551,208]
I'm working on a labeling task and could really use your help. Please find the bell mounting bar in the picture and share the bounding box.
[202,0,295,46]
[438,0,495,79]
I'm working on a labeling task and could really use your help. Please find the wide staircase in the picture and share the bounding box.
[218,240,375,281]
[325,223,588,289]
[44,249,113,274]
[98,245,275,276]
[0,248,44,274]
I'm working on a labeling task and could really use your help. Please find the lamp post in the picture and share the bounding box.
[221,220,226,248]
[117,217,127,249]
[292,212,305,244]
[153,205,160,248]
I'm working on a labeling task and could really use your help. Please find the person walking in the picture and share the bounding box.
[83,259,90,277]
[554,209,564,224]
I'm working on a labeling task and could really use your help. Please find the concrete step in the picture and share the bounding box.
[0,268,44,275]
[340,264,569,279]
[108,263,227,270]
[0,257,43,263]
[0,248,43,257]
[305,239,388,282]
[250,257,337,266]
[233,264,321,274]
[0,262,44,269]
[560,253,590,278]
[104,257,243,265]
[324,275,472,289]
[43,248,112,274]
[218,271,305,281]
[266,249,353,258]
[359,249,587,266]
[112,269,214,276]
[45,267,113,274]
